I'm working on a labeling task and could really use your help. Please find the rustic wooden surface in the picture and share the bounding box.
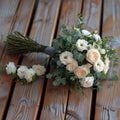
[0,0,120,120]
[95,0,120,120]
[0,0,35,119]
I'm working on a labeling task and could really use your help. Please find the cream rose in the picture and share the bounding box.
[94,59,105,72]
[103,56,110,74]
[32,65,46,76]
[74,65,90,78]
[59,51,73,65]
[81,76,94,87]
[86,49,101,64]
[76,39,88,51]
[66,60,78,72]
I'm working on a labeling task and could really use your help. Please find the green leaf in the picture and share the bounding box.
[73,51,85,63]
[110,71,118,81]
[97,72,108,80]
[0,66,6,74]
[46,73,53,79]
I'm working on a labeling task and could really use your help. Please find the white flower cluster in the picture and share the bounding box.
[59,29,110,88]
[6,62,46,83]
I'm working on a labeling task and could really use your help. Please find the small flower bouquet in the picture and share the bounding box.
[1,14,118,90]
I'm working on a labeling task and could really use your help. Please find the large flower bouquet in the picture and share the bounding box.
[0,15,118,90]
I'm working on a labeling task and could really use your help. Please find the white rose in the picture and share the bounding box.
[6,62,16,74]
[93,34,101,41]
[86,49,101,64]
[82,29,91,36]
[94,59,105,72]
[81,76,94,87]
[59,51,73,65]
[25,68,35,82]
[76,39,88,51]
[66,60,78,72]
[99,49,106,54]
[32,65,46,76]
[103,56,110,74]
[17,66,28,79]
[74,65,90,78]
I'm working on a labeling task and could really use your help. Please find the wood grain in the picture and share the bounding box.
[0,0,35,119]
[65,0,102,120]
[95,0,120,120]
[40,0,82,120]
[6,0,61,120]
[0,0,20,58]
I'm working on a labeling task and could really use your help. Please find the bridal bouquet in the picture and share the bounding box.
[0,15,118,90]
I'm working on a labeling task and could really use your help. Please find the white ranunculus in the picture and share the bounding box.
[76,39,88,51]
[17,66,28,79]
[103,56,110,74]
[25,68,35,82]
[86,48,101,64]
[82,29,91,36]
[66,59,78,72]
[93,34,101,41]
[81,76,94,87]
[59,51,73,65]
[32,65,46,76]
[94,59,105,72]
[99,49,106,54]
[6,62,16,74]
[74,65,90,79]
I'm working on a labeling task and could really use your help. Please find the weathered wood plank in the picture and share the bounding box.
[66,0,102,120]
[0,0,20,58]
[40,0,82,120]
[0,0,35,119]
[6,0,61,120]
[95,0,120,120]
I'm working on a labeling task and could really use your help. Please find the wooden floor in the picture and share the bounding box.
[0,0,120,120]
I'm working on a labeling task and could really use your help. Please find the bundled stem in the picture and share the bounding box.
[6,32,55,56]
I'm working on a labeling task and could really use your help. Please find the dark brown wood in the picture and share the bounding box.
[0,0,35,119]
[66,0,102,120]
[6,0,61,120]
[95,0,120,119]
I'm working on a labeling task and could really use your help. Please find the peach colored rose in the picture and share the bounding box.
[74,65,90,78]
[86,49,101,64]
[66,60,78,72]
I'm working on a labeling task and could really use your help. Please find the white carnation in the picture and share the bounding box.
[94,59,105,72]
[17,66,28,79]
[103,56,110,74]
[32,65,46,76]
[86,49,101,64]
[76,39,88,51]
[59,51,73,65]
[25,68,35,82]
[81,76,94,88]
[93,34,101,41]
[66,60,78,72]
[6,62,16,74]
[82,29,91,36]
